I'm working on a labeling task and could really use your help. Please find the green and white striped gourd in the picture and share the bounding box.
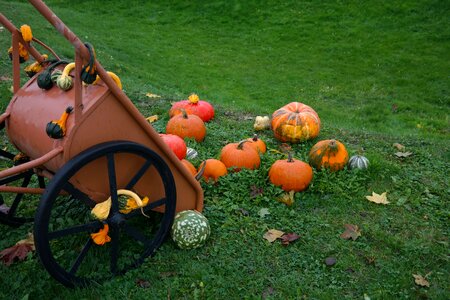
[348,155,369,170]
[171,210,210,249]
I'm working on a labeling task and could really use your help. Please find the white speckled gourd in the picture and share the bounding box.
[171,210,210,249]
[348,155,370,170]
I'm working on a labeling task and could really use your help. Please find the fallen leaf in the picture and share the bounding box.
[263,229,284,243]
[0,204,9,214]
[366,192,390,205]
[277,190,295,206]
[145,92,161,98]
[0,76,12,81]
[159,271,177,278]
[258,208,270,218]
[136,278,151,288]
[145,115,159,123]
[249,185,264,198]
[325,257,337,266]
[391,104,398,113]
[392,143,405,151]
[340,224,361,241]
[413,274,430,287]
[0,233,35,266]
[279,143,292,153]
[395,151,413,158]
[262,286,274,299]
[363,294,371,300]
[280,232,300,245]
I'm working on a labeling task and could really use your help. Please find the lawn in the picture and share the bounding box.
[0,0,449,299]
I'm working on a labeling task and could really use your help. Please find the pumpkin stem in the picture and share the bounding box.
[287,152,294,162]
[179,108,189,119]
[195,161,206,181]
[252,134,259,142]
[237,140,249,150]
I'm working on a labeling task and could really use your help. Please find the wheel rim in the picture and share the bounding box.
[34,141,176,287]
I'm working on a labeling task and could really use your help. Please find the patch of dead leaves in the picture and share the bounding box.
[413,273,431,287]
[263,229,300,245]
[340,224,361,241]
[277,190,295,206]
[366,192,390,205]
[0,233,35,266]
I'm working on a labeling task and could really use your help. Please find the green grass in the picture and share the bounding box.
[0,0,449,299]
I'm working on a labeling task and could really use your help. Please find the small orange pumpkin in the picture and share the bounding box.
[181,159,197,176]
[246,134,267,154]
[269,153,313,192]
[199,159,228,182]
[308,139,348,171]
[220,141,260,172]
[166,109,206,142]
[271,102,320,143]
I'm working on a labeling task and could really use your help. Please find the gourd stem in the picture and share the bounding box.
[195,161,206,181]
[252,134,258,141]
[180,108,188,119]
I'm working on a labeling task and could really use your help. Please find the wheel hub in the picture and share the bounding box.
[109,212,126,227]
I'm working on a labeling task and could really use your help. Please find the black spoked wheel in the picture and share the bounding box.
[0,149,46,227]
[34,141,176,287]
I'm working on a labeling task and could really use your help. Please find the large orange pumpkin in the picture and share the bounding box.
[169,94,215,122]
[308,139,348,171]
[246,134,267,154]
[199,159,228,182]
[166,109,206,142]
[269,153,313,192]
[220,141,260,172]
[271,102,320,143]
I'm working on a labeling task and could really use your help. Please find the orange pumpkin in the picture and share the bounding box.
[269,153,313,192]
[271,102,320,143]
[246,134,267,154]
[200,159,228,182]
[220,141,260,172]
[181,159,197,176]
[309,139,349,171]
[166,109,206,142]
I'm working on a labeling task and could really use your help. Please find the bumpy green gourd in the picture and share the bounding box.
[171,210,210,249]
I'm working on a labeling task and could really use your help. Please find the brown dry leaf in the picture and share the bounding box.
[340,224,361,241]
[392,143,405,151]
[413,274,430,287]
[0,233,35,266]
[279,143,292,153]
[280,233,300,245]
[145,115,159,123]
[145,92,161,98]
[277,190,295,206]
[0,76,12,81]
[395,151,413,158]
[263,229,284,243]
[136,278,151,288]
[366,192,390,205]
[250,185,264,198]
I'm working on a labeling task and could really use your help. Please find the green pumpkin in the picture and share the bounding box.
[171,210,210,249]
[56,74,73,91]
[348,155,369,170]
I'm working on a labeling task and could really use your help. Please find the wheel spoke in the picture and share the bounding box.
[0,148,15,160]
[109,227,120,274]
[125,159,152,190]
[123,223,151,245]
[124,197,166,219]
[69,238,93,275]
[63,182,96,208]
[107,153,119,213]
[48,221,102,240]
[8,174,32,215]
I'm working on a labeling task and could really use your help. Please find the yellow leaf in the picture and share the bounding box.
[263,229,284,243]
[145,92,161,98]
[277,190,295,206]
[15,233,35,251]
[392,143,405,151]
[145,115,159,123]
[413,274,430,287]
[366,192,390,205]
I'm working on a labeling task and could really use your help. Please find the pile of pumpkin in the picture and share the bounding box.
[162,96,370,249]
